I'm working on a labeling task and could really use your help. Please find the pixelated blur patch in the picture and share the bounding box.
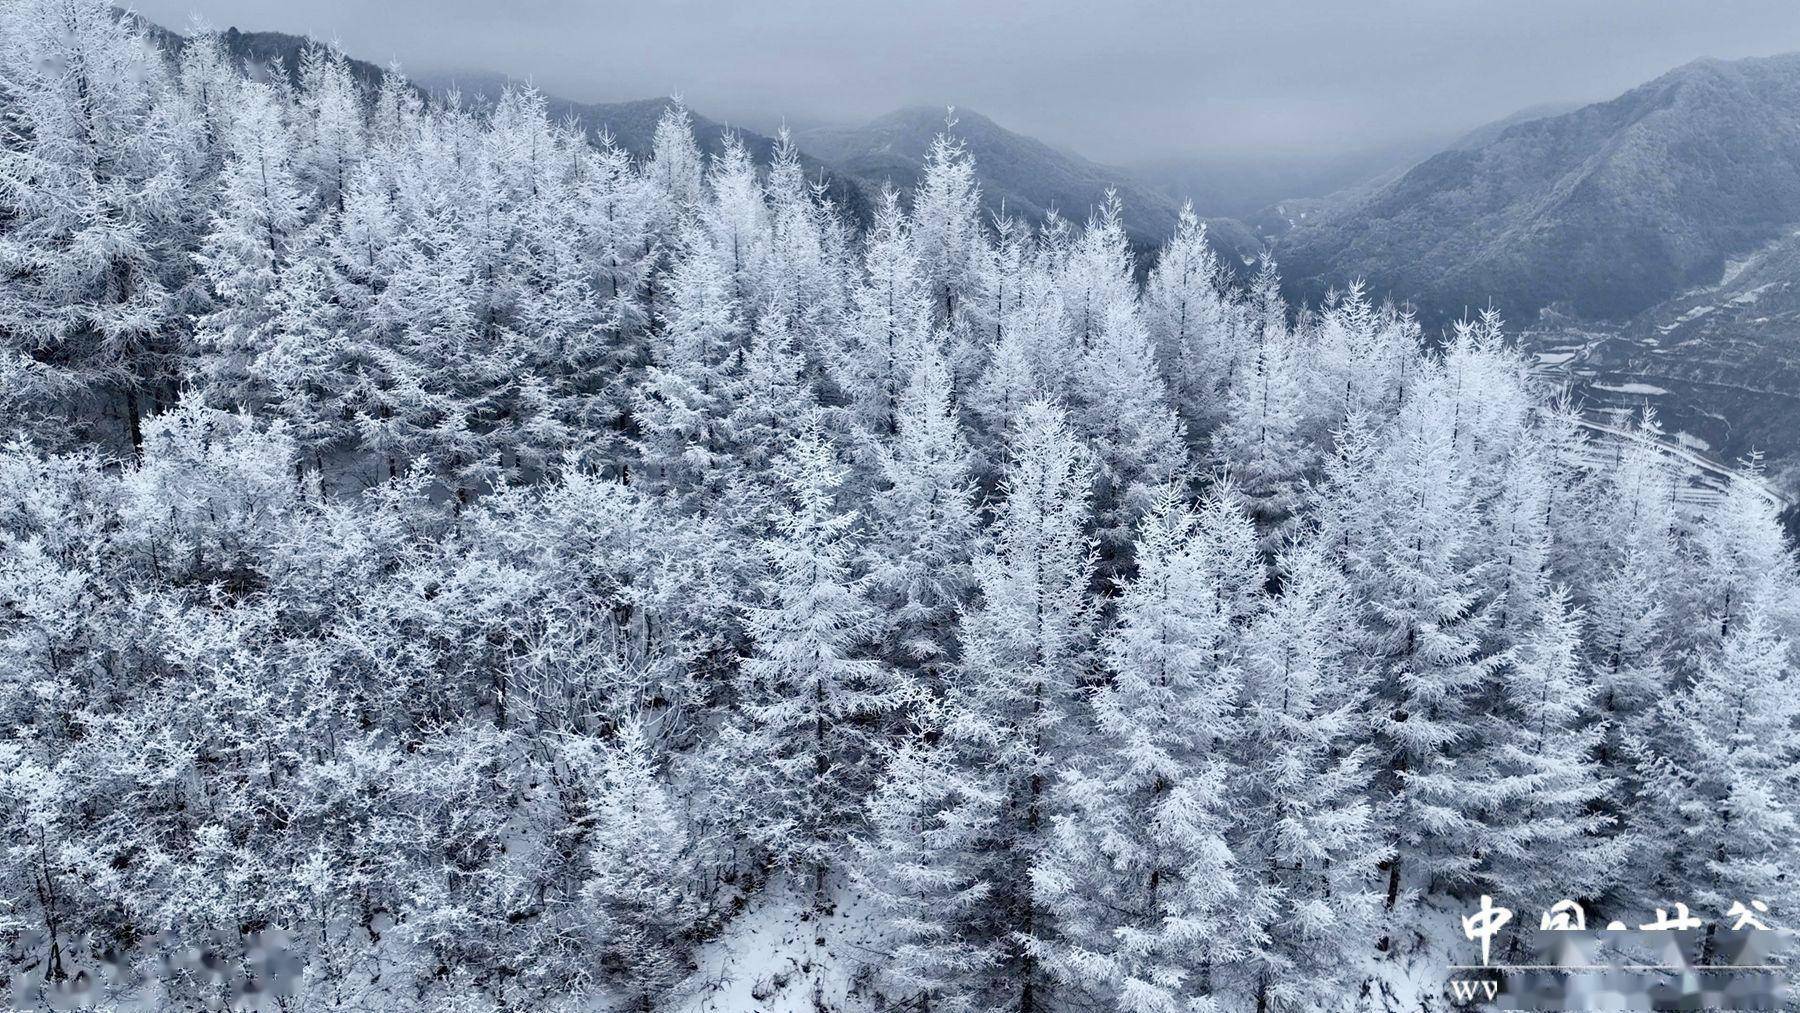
[1446,928,1789,1011]
[8,927,307,1012]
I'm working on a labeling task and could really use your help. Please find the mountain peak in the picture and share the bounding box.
[868,104,1000,132]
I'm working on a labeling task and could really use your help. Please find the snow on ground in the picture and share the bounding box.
[1591,381,1670,396]
[1729,283,1774,305]
[1718,252,1763,290]
[674,875,890,1013]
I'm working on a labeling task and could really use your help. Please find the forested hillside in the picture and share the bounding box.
[1264,54,1800,322]
[2,3,1797,1012]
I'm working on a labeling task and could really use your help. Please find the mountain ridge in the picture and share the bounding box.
[1260,52,1800,324]
[127,15,1249,256]
[796,103,1263,265]
[407,69,1267,262]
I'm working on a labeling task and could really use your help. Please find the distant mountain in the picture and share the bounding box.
[1137,106,1587,238]
[125,16,400,98]
[1261,54,1800,324]
[796,105,1258,264]
[1234,102,1585,258]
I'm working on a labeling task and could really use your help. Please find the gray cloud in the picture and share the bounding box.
[129,0,1800,163]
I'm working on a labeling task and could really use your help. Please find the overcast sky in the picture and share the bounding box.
[129,0,1800,164]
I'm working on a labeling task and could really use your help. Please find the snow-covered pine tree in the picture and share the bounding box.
[864,341,980,680]
[969,220,1064,458]
[1309,281,1417,427]
[715,297,821,530]
[697,133,774,322]
[170,24,243,176]
[1479,583,1621,916]
[1437,311,1533,484]
[1036,487,1248,1012]
[1229,535,1386,1013]
[840,185,931,437]
[1480,440,1554,645]
[294,43,366,213]
[1529,394,1607,585]
[764,129,850,355]
[1075,298,1190,559]
[723,297,819,464]
[578,720,700,1012]
[1584,415,1681,756]
[364,134,498,499]
[1356,359,1506,934]
[0,0,179,451]
[369,59,425,158]
[1212,317,1310,554]
[573,135,663,452]
[1684,463,1800,659]
[853,723,1004,1013]
[946,399,1097,1011]
[1248,257,1285,348]
[195,80,311,408]
[910,124,984,330]
[726,424,896,904]
[1058,192,1137,356]
[634,226,744,502]
[647,99,704,215]
[1145,203,1240,434]
[1628,574,1800,940]
[256,241,354,475]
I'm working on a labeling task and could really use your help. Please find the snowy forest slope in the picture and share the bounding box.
[1,4,1798,1013]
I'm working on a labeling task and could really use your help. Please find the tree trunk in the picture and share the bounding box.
[126,388,143,457]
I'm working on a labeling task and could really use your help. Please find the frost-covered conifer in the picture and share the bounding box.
[1037,488,1248,1011]
[195,82,310,406]
[1212,321,1310,552]
[853,728,1003,1013]
[947,400,1097,1009]
[578,721,699,1011]
[1629,576,1800,928]
[727,425,895,898]
[841,186,931,436]
[911,126,983,328]
[1145,204,1239,431]
[1230,536,1385,1013]
[647,99,704,213]
[0,0,178,449]
[864,342,980,675]
[1077,300,1189,555]
[295,44,366,212]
